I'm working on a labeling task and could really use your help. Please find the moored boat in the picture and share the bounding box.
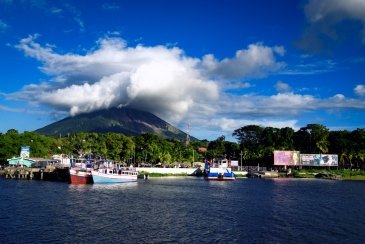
[69,167,93,184]
[204,159,236,181]
[69,159,94,184]
[92,167,138,183]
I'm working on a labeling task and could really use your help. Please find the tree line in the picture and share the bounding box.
[232,124,365,169]
[0,123,364,169]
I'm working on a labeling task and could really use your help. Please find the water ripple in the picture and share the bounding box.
[1,177,365,243]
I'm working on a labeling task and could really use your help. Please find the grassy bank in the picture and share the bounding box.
[292,169,365,180]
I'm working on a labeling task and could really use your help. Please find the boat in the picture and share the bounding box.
[69,159,93,184]
[92,167,138,183]
[204,159,236,181]
[69,167,93,184]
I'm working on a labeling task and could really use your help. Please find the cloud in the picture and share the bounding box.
[281,58,336,75]
[12,35,221,123]
[202,43,286,80]
[11,35,288,124]
[187,90,365,139]
[10,34,365,139]
[210,117,298,134]
[298,0,365,51]
[275,81,291,92]
[0,1,84,32]
[63,3,84,32]
[0,19,8,31]
[102,3,120,11]
[354,84,365,96]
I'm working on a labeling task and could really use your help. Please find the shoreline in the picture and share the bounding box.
[1,167,364,181]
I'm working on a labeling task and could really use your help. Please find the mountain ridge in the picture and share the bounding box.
[35,107,194,141]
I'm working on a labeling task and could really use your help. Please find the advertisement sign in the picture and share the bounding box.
[274,151,300,166]
[20,146,30,158]
[300,154,338,166]
[230,160,239,167]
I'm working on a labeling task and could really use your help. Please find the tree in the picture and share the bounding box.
[232,125,264,150]
[328,130,351,168]
[279,127,295,150]
[207,136,226,159]
[295,124,329,154]
[350,129,365,169]
[232,125,265,165]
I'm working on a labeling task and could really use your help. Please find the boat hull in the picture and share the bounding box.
[69,168,93,184]
[204,160,236,181]
[205,176,235,181]
[92,170,138,184]
[204,167,236,181]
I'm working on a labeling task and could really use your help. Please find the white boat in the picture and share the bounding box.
[92,168,138,183]
[204,159,236,181]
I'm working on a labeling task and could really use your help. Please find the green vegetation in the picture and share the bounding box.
[332,169,365,180]
[0,130,208,166]
[233,124,365,170]
[1,123,365,171]
[291,169,365,180]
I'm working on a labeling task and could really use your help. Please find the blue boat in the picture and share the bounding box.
[204,159,236,181]
[92,168,138,183]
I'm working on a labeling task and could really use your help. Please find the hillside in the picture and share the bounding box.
[35,107,192,140]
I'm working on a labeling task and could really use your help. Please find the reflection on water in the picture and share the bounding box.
[91,181,138,190]
[68,182,139,192]
[1,177,365,243]
[68,183,92,191]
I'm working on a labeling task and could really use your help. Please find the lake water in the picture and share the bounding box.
[0,177,364,243]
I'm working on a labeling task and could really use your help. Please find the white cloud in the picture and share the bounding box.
[12,35,220,123]
[202,43,286,80]
[189,116,299,141]
[10,35,365,140]
[275,80,291,92]
[354,84,365,96]
[12,36,287,124]
[332,94,345,100]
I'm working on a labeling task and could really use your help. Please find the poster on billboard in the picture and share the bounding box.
[230,160,239,167]
[274,151,300,166]
[20,146,30,158]
[300,154,338,166]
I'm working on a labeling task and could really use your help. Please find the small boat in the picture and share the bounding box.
[69,168,93,184]
[204,159,236,181]
[92,167,138,183]
[69,160,94,184]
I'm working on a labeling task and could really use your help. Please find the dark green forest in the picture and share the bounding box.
[1,124,364,169]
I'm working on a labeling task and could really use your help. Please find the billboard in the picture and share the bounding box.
[20,146,30,158]
[230,160,239,167]
[300,154,338,166]
[274,151,300,166]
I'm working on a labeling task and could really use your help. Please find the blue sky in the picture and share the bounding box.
[1,0,365,141]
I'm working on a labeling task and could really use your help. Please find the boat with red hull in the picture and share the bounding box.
[69,168,93,184]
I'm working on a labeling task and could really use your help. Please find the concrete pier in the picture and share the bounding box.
[1,166,70,181]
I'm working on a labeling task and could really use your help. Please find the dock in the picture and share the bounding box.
[0,165,70,182]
